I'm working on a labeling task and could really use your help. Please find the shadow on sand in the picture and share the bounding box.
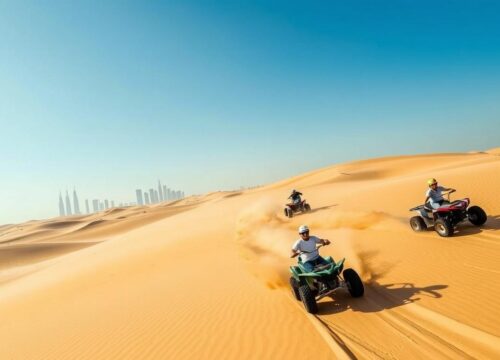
[447,214,500,237]
[487,214,500,229]
[318,282,448,315]
[308,204,338,214]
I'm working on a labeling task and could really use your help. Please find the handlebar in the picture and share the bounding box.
[409,189,457,211]
[443,190,456,201]
[297,244,326,256]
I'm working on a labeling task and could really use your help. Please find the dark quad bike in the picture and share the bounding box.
[289,245,364,314]
[409,190,487,237]
[284,199,312,218]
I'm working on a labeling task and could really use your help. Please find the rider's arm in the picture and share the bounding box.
[319,239,331,245]
[291,241,300,258]
[424,189,431,204]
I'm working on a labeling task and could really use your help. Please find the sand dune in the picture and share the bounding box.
[0,151,499,359]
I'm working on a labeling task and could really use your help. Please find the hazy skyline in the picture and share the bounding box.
[1,1,500,224]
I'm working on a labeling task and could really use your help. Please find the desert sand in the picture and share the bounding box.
[0,150,499,359]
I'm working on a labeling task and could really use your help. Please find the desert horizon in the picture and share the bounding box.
[2,2,500,358]
[1,148,499,359]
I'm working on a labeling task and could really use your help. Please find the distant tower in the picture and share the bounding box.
[162,185,167,201]
[92,199,99,212]
[104,199,109,209]
[144,192,150,205]
[166,188,171,201]
[149,189,155,204]
[154,190,159,203]
[136,189,144,205]
[73,189,81,214]
[99,201,104,211]
[58,192,66,217]
[65,191,72,215]
[158,180,164,202]
[85,199,90,214]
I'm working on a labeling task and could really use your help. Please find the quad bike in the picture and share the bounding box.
[284,199,312,218]
[409,190,487,237]
[289,245,364,314]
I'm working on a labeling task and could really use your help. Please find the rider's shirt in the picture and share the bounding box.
[426,186,446,204]
[292,236,321,262]
[289,192,302,204]
[292,196,302,204]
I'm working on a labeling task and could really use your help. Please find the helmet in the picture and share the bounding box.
[291,189,297,193]
[298,225,309,234]
[427,178,437,186]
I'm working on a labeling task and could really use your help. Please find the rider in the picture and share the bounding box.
[290,225,331,273]
[425,178,455,209]
[288,189,303,205]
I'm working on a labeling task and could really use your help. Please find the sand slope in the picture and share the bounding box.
[0,151,499,359]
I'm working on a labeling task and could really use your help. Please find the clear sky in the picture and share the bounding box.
[1,0,499,224]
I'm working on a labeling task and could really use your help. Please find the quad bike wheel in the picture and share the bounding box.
[468,206,487,226]
[289,277,301,301]
[284,208,293,218]
[410,216,427,232]
[343,269,364,297]
[304,203,312,213]
[435,218,454,237]
[299,285,318,314]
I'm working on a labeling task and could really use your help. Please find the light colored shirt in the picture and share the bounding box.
[292,235,322,262]
[426,186,446,204]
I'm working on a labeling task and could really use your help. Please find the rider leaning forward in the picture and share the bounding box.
[290,225,330,272]
[425,178,455,209]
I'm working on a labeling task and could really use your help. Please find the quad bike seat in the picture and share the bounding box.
[294,257,345,277]
[313,263,332,272]
[424,203,434,211]
[296,256,334,274]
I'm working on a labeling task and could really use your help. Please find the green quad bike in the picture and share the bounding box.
[289,245,364,314]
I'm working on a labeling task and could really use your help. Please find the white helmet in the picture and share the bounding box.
[298,225,309,234]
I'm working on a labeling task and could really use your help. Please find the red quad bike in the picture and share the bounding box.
[409,190,487,237]
[284,200,312,218]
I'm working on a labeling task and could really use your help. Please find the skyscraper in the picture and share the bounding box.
[92,199,99,212]
[58,192,65,217]
[85,199,90,214]
[149,189,155,204]
[154,190,159,203]
[158,180,164,202]
[73,189,81,214]
[136,189,144,205]
[104,199,109,209]
[162,185,168,201]
[144,192,150,205]
[65,191,72,216]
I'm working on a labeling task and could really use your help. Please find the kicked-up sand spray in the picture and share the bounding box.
[235,199,393,289]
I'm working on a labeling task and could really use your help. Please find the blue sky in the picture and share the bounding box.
[1,0,499,223]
